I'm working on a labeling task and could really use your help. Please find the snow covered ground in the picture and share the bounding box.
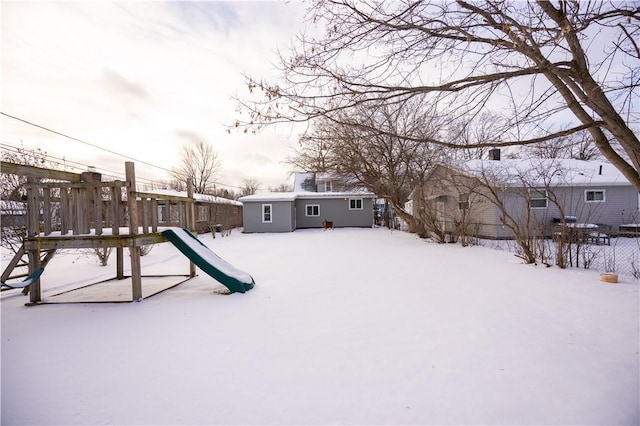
[2,228,639,425]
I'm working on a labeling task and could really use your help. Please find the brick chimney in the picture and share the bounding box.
[488,148,501,161]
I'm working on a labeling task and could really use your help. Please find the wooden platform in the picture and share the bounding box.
[1,160,198,305]
[36,275,191,304]
[24,233,167,251]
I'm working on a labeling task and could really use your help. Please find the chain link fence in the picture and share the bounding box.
[412,219,640,278]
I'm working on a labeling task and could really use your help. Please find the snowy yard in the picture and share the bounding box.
[1,228,639,425]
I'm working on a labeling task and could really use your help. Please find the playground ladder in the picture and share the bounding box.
[1,243,56,293]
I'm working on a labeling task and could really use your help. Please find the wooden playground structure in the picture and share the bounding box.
[1,161,197,305]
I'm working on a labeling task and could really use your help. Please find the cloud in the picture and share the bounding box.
[174,129,204,145]
[102,68,150,100]
[241,152,275,165]
[1,1,309,189]
[170,2,239,34]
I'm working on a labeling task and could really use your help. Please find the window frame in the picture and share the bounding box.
[458,193,470,211]
[262,204,272,223]
[305,204,320,217]
[529,188,548,209]
[349,198,364,210]
[318,180,333,192]
[584,189,606,203]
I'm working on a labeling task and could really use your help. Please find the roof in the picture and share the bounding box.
[239,191,376,203]
[293,173,315,192]
[241,171,376,203]
[460,158,632,187]
[238,192,298,202]
[144,189,242,206]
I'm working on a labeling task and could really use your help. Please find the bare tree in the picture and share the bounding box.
[291,100,446,232]
[447,112,508,161]
[446,158,603,266]
[269,183,294,192]
[170,141,222,194]
[524,129,602,160]
[241,178,262,196]
[1,143,51,255]
[237,1,640,190]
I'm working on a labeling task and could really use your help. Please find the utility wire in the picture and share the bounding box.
[1,111,174,173]
[1,112,243,189]
[1,141,167,185]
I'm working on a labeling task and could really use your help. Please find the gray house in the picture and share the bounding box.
[239,173,376,233]
[414,153,639,239]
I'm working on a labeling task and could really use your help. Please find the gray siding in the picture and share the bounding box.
[503,185,638,231]
[420,164,639,240]
[473,185,639,238]
[552,185,638,227]
[242,200,295,233]
[295,198,374,228]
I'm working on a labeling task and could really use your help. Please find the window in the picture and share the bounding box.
[585,190,605,203]
[458,193,470,210]
[318,180,332,192]
[305,204,320,217]
[529,189,548,209]
[349,198,363,210]
[262,204,272,223]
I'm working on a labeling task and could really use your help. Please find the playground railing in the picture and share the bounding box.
[23,181,195,238]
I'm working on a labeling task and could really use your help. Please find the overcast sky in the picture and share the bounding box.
[1,1,310,191]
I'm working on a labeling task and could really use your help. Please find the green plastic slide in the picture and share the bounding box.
[161,228,255,294]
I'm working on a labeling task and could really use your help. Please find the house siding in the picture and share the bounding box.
[242,200,295,233]
[417,163,639,240]
[295,197,374,228]
[554,185,638,226]
[498,185,639,235]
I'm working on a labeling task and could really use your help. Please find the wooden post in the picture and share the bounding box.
[71,187,81,235]
[151,198,158,233]
[165,202,171,226]
[43,187,52,235]
[125,162,142,301]
[28,248,42,305]
[178,202,185,228]
[141,198,150,234]
[111,185,124,279]
[187,178,196,278]
[94,185,102,236]
[26,177,42,303]
[61,188,69,235]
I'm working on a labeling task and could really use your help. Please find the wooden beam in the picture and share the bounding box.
[25,181,128,190]
[125,162,142,301]
[134,191,193,203]
[24,234,167,250]
[1,161,82,182]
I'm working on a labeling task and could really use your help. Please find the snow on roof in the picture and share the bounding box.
[462,158,632,187]
[250,171,377,202]
[238,192,298,202]
[239,190,376,203]
[293,171,372,194]
[144,189,242,206]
